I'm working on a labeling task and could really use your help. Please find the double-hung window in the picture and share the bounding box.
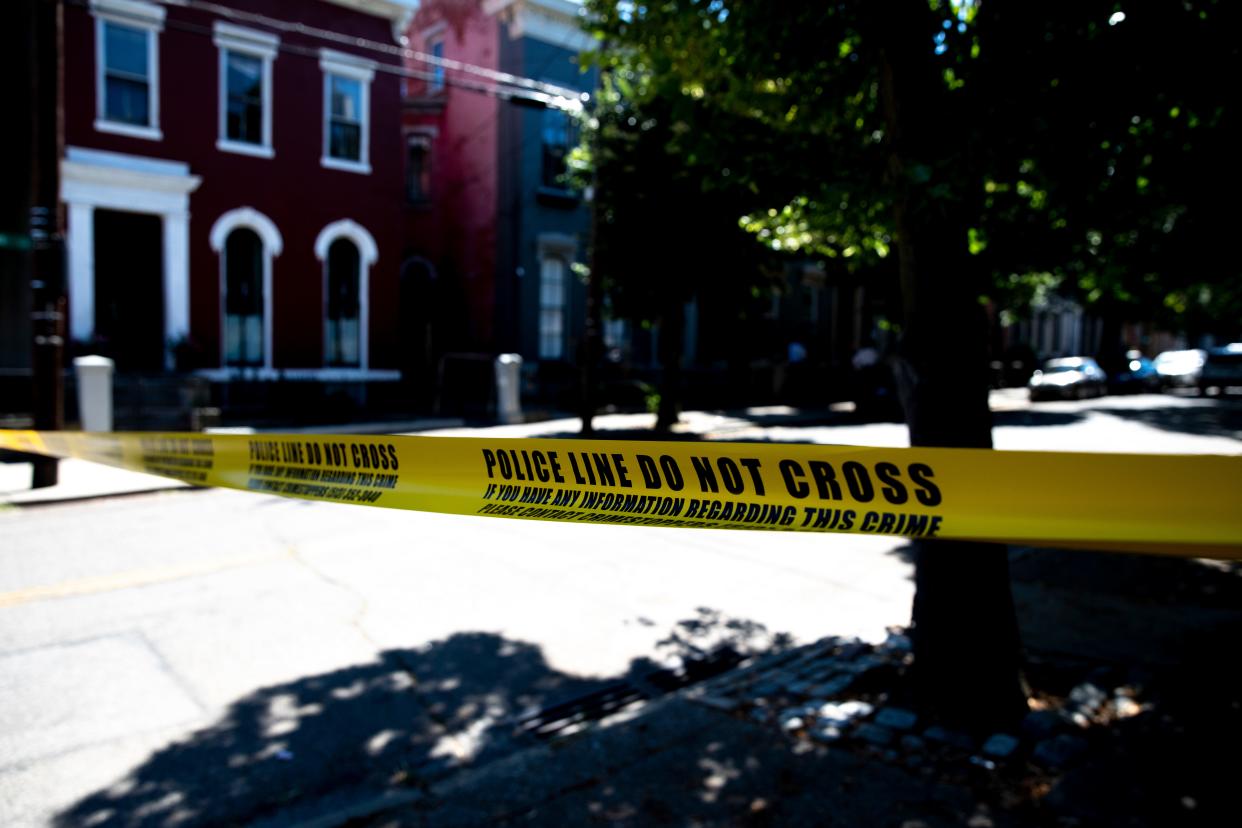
[538,256,567,360]
[429,40,445,93]
[324,239,362,367]
[214,23,278,158]
[92,0,164,140]
[320,50,376,174]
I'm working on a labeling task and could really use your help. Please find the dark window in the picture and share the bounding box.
[103,22,150,126]
[430,41,445,93]
[224,229,264,366]
[541,107,574,189]
[325,238,361,366]
[406,136,432,202]
[328,74,363,161]
[225,50,263,144]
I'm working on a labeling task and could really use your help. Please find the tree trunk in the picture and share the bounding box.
[892,289,1028,731]
[879,4,1027,732]
[655,299,684,432]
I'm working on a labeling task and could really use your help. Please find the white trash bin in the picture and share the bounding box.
[74,355,114,432]
[494,353,523,425]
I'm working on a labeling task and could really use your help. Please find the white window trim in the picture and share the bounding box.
[92,0,164,141]
[210,208,283,372]
[319,49,375,175]
[536,233,576,361]
[315,219,378,371]
[537,258,569,361]
[214,22,279,159]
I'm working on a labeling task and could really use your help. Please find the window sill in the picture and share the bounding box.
[321,156,372,175]
[94,119,163,141]
[217,139,275,159]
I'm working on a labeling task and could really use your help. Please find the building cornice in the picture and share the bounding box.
[482,0,593,51]
[324,0,418,42]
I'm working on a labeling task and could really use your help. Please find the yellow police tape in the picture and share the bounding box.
[2,429,1239,558]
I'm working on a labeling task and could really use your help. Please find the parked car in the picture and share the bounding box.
[1108,350,1162,394]
[1153,348,1206,390]
[1198,343,1242,396]
[1028,357,1107,401]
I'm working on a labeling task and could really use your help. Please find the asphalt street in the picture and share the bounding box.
[1,391,1238,826]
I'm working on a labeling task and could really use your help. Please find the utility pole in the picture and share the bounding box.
[29,0,66,487]
[578,67,605,437]
[578,182,603,436]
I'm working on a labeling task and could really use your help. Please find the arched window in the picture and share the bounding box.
[210,207,281,371]
[224,228,263,366]
[325,238,361,366]
[315,219,377,370]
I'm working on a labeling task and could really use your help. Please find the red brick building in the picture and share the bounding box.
[61,0,414,383]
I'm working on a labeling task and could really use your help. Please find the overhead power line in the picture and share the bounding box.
[65,0,588,110]
[153,0,588,110]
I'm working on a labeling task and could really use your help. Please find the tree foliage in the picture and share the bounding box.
[583,0,1241,336]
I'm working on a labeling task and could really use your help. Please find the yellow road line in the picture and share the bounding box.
[0,549,294,609]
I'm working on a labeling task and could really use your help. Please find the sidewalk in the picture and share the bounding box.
[0,458,187,506]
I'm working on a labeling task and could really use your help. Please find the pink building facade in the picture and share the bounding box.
[400,0,595,404]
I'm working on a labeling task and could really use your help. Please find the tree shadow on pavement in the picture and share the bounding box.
[1088,401,1242,440]
[53,613,790,828]
[541,428,711,442]
[991,409,1085,428]
[1010,547,1242,668]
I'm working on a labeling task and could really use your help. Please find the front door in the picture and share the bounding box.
[94,209,164,371]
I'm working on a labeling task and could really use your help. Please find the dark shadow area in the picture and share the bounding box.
[54,614,790,828]
[1010,546,1242,607]
[557,394,1242,443]
[729,406,911,428]
[886,541,918,569]
[542,427,713,442]
[1009,547,1242,669]
[538,428,827,446]
[1008,548,1242,828]
[991,409,1086,428]
[1089,401,1242,440]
